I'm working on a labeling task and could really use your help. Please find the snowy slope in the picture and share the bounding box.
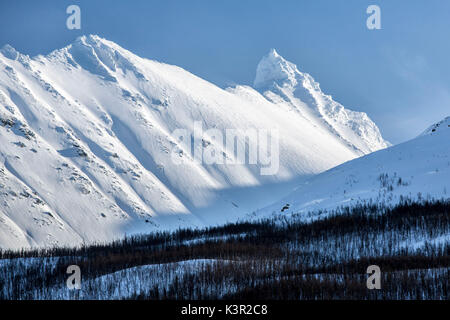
[0,35,387,249]
[257,117,450,219]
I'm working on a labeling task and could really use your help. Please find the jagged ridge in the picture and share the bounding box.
[0,36,388,249]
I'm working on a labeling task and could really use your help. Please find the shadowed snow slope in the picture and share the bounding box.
[257,117,450,220]
[0,36,387,249]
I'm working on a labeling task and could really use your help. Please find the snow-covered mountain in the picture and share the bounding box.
[254,49,389,154]
[257,117,450,220]
[0,35,388,249]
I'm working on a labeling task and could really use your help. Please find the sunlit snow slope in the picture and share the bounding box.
[0,36,387,249]
[257,117,450,219]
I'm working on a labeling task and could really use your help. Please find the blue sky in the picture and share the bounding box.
[1,0,449,144]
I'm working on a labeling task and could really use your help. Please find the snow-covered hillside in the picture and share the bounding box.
[257,117,450,219]
[0,35,387,249]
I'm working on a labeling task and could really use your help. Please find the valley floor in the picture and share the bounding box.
[0,198,449,300]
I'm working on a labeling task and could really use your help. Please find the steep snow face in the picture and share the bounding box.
[254,49,389,154]
[0,36,388,249]
[257,117,450,220]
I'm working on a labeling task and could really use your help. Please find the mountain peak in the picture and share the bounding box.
[268,48,280,58]
[0,44,19,60]
[253,48,389,154]
[75,34,104,44]
[71,34,116,52]
[56,34,145,83]
[253,49,300,89]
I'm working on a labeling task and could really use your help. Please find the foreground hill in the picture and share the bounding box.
[1,199,448,300]
[257,117,450,219]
